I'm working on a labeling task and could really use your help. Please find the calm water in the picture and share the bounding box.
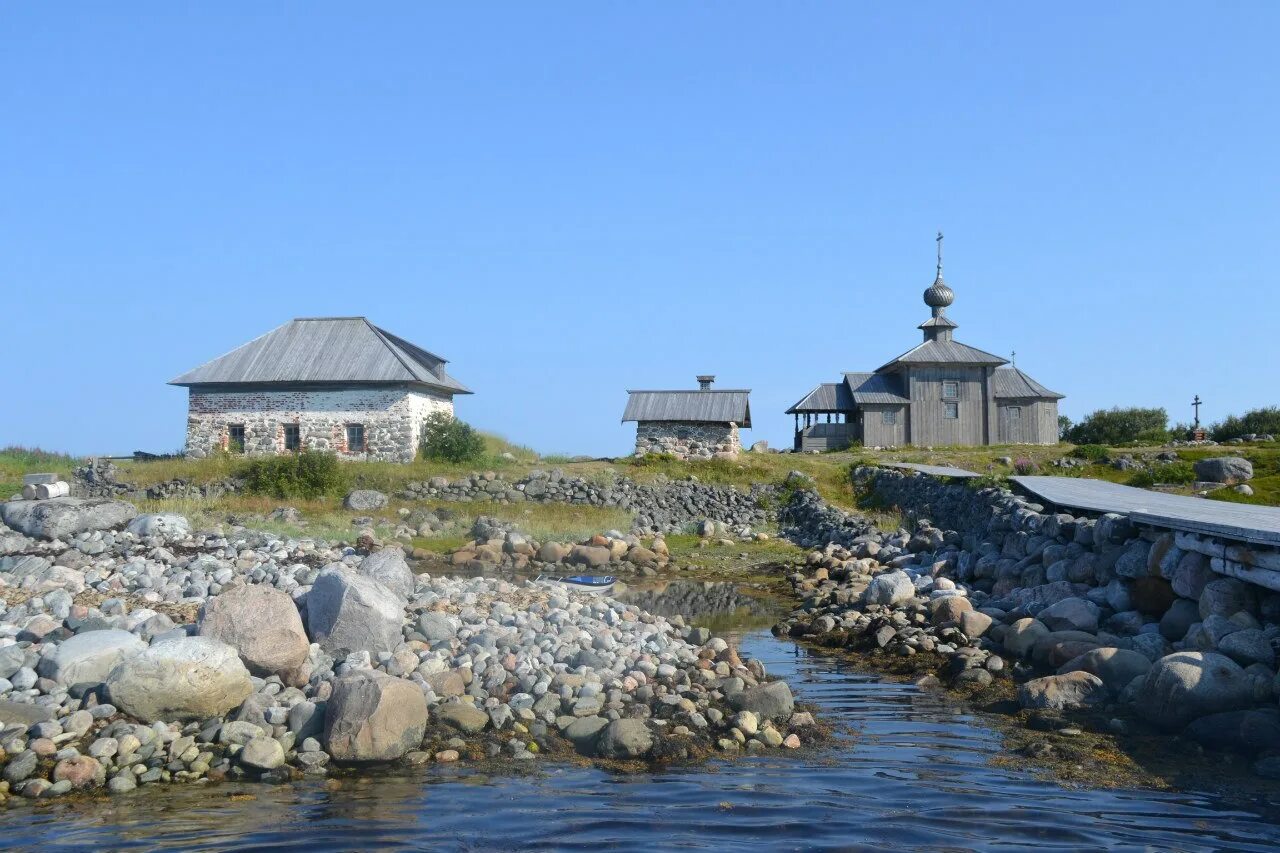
[8,583,1280,851]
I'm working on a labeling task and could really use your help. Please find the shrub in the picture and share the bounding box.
[1070,444,1111,462]
[419,412,486,463]
[1135,427,1174,446]
[1128,461,1196,488]
[1057,415,1073,441]
[1012,458,1038,475]
[241,450,346,499]
[1064,407,1169,446]
[1211,407,1280,442]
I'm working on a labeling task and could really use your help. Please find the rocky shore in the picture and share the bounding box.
[0,496,817,803]
[775,472,1280,781]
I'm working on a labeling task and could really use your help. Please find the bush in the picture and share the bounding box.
[241,451,346,499]
[1070,444,1111,462]
[1064,407,1168,446]
[1012,458,1038,475]
[1211,407,1280,442]
[419,412,486,463]
[1128,461,1196,488]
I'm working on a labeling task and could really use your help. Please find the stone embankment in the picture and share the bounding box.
[775,467,1280,779]
[0,495,815,802]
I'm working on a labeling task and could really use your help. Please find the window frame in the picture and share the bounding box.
[944,402,960,420]
[941,380,960,400]
[881,410,897,426]
[1008,406,1023,421]
[346,423,366,452]
[283,423,301,452]
[227,424,246,454]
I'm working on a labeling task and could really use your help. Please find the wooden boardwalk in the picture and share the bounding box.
[1012,476,1280,547]
[881,461,981,479]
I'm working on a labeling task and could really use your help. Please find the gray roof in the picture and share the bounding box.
[169,317,471,393]
[992,366,1064,399]
[622,390,751,426]
[786,382,853,413]
[877,338,1009,371]
[843,372,909,405]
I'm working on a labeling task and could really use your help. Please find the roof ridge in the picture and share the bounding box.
[363,319,418,382]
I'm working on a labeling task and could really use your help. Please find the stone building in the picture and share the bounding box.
[623,376,751,459]
[787,239,1063,450]
[170,317,471,463]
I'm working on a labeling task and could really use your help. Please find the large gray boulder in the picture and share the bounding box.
[0,497,137,541]
[1018,671,1108,711]
[0,555,86,594]
[1057,647,1151,693]
[343,490,388,511]
[125,513,192,539]
[726,680,794,720]
[1199,578,1258,620]
[1184,708,1280,754]
[1038,597,1100,633]
[1171,551,1215,600]
[306,566,406,657]
[357,549,415,600]
[1004,618,1050,659]
[198,584,310,681]
[596,719,653,759]
[863,571,915,607]
[1194,457,1254,485]
[1217,628,1276,668]
[37,629,145,687]
[106,636,252,723]
[1134,651,1260,730]
[324,671,427,762]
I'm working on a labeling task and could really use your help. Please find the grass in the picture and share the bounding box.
[0,446,85,497]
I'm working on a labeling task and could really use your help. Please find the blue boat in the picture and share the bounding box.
[534,574,617,595]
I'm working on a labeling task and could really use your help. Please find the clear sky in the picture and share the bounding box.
[3,4,1277,457]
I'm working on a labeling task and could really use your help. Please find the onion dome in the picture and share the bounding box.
[923,275,954,311]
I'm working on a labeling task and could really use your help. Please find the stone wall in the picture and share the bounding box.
[184,386,453,463]
[634,421,741,460]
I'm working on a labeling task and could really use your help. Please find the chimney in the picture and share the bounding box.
[697,375,715,390]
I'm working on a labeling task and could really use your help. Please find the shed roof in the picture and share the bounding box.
[877,338,1009,371]
[785,382,853,414]
[992,366,1064,399]
[622,390,751,427]
[169,317,471,393]
[843,372,909,405]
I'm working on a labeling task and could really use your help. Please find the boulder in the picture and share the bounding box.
[0,700,55,726]
[1038,597,1099,633]
[930,596,973,626]
[725,681,794,720]
[1130,577,1174,615]
[435,702,489,734]
[52,755,105,789]
[596,719,653,759]
[1217,628,1276,668]
[1199,578,1258,620]
[37,629,145,687]
[239,736,286,770]
[343,490,388,511]
[1159,598,1199,641]
[306,566,406,657]
[1004,618,1050,659]
[106,637,252,723]
[863,571,915,607]
[567,544,612,569]
[197,584,310,680]
[1184,709,1280,754]
[1018,671,1108,711]
[1135,651,1259,730]
[1193,457,1254,485]
[324,671,428,762]
[357,549,415,600]
[562,715,610,754]
[416,612,456,644]
[0,555,86,594]
[1058,647,1151,693]
[537,542,570,563]
[960,610,994,638]
[0,497,137,541]
[125,514,192,539]
[1171,551,1215,600]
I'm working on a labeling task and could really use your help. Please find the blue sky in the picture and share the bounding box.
[3,4,1277,457]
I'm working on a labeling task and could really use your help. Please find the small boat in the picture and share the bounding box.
[534,574,617,595]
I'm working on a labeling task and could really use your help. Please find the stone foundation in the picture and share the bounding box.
[634,421,741,460]
[184,386,453,463]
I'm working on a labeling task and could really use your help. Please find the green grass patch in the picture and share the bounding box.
[0,446,85,497]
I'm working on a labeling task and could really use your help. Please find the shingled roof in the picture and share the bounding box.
[876,338,1009,371]
[169,317,471,394]
[992,366,1064,399]
[785,382,853,414]
[622,390,751,426]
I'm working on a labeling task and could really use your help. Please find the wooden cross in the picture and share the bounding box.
[1192,394,1202,428]
[936,231,944,274]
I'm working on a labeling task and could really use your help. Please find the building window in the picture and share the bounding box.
[228,424,246,454]
[882,410,897,425]
[346,424,366,452]
[283,423,301,452]
[942,381,959,400]
[944,402,959,419]
[1008,406,1022,422]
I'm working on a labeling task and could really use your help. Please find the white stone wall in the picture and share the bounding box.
[184,386,454,463]
[634,421,741,460]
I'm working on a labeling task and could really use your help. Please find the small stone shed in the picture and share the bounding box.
[170,317,471,463]
[622,376,751,459]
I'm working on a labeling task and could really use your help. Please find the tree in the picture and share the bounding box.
[1057,415,1073,441]
[419,412,486,463]
[1211,407,1280,441]
[1064,407,1168,446]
